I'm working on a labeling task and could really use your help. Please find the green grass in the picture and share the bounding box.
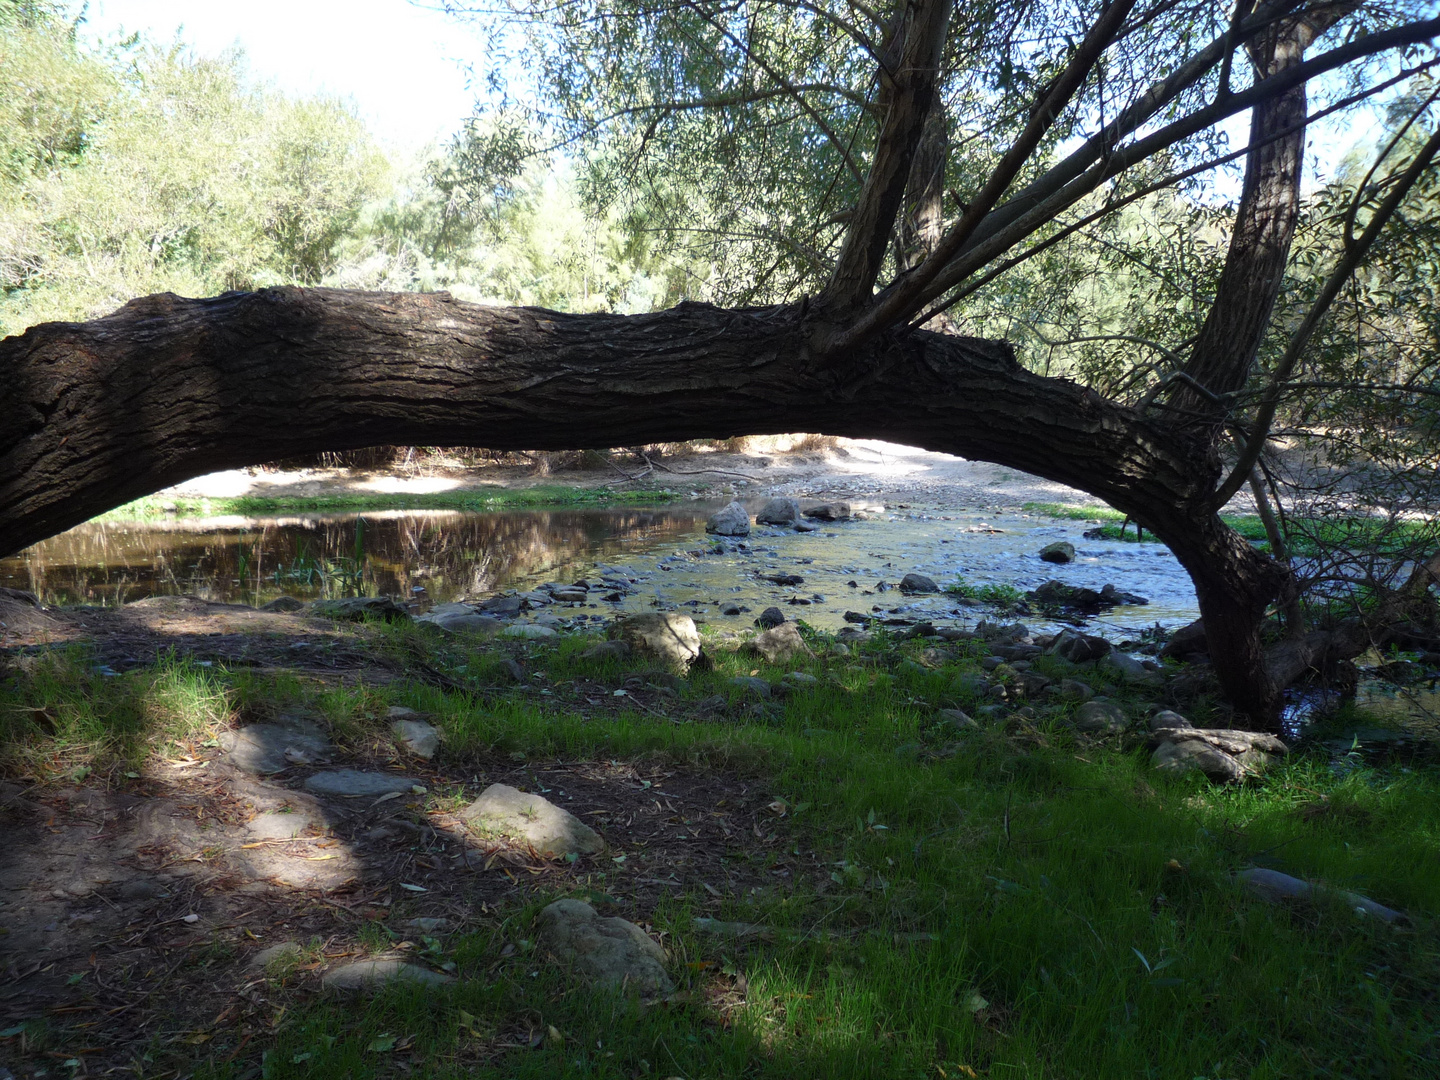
[1023,500,1271,545]
[2,628,1437,1078]
[943,578,1026,605]
[99,485,679,520]
[1021,501,1436,559]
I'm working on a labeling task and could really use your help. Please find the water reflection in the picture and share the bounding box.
[1,503,1204,636]
[1,508,707,608]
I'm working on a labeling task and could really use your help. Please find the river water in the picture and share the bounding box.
[0,500,1199,636]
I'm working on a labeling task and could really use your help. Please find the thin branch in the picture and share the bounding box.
[1213,126,1440,508]
[905,56,1439,329]
[830,0,1140,348]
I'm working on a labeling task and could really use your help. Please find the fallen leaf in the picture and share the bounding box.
[399,883,428,892]
[367,1035,397,1053]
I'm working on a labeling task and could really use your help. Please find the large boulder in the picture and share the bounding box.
[1029,581,1148,613]
[1150,728,1287,783]
[1039,541,1076,564]
[746,622,812,665]
[1160,618,1209,660]
[706,501,751,536]
[1073,699,1129,733]
[610,613,702,672]
[460,783,604,858]
[537,899,673,995]
[416,603,503,635]
[755,497,801,526]
[308,596,409,622]
[899,572,940,594]
[1048,628,1112,664]
[803,501,851,521]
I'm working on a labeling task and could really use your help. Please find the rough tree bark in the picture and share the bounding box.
[2,2,1433,732]
[0,286,1285,717]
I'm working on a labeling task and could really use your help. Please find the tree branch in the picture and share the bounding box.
[819,0,952,310]
[1213,126,1440,508]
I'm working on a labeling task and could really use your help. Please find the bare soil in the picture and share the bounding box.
[160,438,1110,512]
[0,708,806,1074]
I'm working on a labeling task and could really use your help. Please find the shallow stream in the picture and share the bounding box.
[2,499,1199,636]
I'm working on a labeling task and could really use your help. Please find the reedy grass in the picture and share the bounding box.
[2,627,1436,1077]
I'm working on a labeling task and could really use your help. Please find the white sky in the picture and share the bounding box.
[82,0,486,151]
[79,2,1377,192]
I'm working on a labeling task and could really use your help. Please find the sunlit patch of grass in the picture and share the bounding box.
[0,651,233,782]
[100,485,678,521]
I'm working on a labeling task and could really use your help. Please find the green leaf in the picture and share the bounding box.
[367,1034,397,1053]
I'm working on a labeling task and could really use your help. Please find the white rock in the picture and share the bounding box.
[611,613,702,672]
[501,624,559,640]
[391,718,441,759]
[460,783,604,858]
[322,959,453,992]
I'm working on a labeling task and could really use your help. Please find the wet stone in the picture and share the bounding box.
[755,497,801,526]
[803,501,851,521]
[479,595,526,616]
[706,501,751,536]
[899,572,939,594]
[1039,541,1076,564]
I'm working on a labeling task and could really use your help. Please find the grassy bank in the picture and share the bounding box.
[98,485,680,521]
[1,627,1435,1078]
[1023,501,1435,559]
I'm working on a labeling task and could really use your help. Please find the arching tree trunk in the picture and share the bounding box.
[0,285,1291,726]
